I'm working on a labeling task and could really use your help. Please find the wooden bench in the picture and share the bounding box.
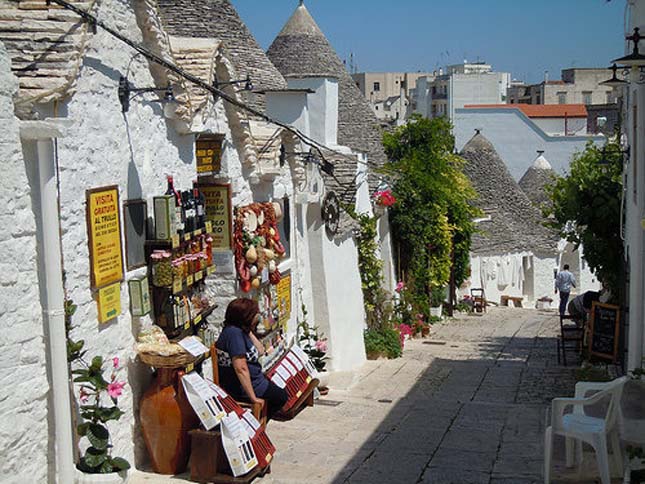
[500,295,524,308]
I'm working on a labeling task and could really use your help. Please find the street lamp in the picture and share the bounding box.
[118,75,176,114]
[600,64,629,88]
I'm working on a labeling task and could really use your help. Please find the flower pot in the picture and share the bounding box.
[429,305,442,318]
[421,326,430,337]
[75,469,128,484]
[139,368,199,475]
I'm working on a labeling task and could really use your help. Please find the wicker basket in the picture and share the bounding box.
[138,350,197,368]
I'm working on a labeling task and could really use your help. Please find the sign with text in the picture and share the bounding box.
[198,183,232,250]
[588,302,620,362]
[276,272,291,328]
[97,282,121,323]
[196,135,223,174]
[87,186,124,289]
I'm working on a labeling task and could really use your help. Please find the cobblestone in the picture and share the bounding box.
[130,308,621,484]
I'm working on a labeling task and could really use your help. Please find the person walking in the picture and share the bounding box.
[555,264,576,315]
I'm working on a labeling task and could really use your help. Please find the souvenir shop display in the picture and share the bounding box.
[233,202,286,293]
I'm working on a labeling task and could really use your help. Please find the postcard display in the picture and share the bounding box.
[233,202,292,370]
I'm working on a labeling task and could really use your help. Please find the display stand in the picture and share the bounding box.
[189,429,270,484]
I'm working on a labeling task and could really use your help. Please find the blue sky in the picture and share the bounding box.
[231,0,626,84]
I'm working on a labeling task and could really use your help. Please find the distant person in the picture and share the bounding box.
[567,290,600,327]
[555,264,576,315]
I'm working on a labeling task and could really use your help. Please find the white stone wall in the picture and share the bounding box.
[0,42,50,483]
[464,253,558,308]
[454,108,605,180]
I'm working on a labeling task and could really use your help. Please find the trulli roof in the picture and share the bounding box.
[155,0,287,112]
[266,2,387,194]
[518,152,557,210]
[459,132,558,256]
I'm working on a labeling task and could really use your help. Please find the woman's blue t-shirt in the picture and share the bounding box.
[216,325,269,399]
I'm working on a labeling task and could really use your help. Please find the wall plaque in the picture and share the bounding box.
[196,134,224,175]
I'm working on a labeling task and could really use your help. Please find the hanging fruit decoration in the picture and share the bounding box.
[234,202,286,293]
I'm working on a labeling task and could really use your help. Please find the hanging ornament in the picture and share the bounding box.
[321,191,340,237]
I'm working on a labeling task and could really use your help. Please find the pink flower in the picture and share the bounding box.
[107,381,126,399]
[395,281,405,293]
[79,388,89,404]
[314,340,327,353]
[112,357,119,369]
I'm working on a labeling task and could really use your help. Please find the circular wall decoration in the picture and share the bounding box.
[321,191,340,237]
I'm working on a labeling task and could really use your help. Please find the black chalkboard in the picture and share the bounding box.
[588,302,620,362]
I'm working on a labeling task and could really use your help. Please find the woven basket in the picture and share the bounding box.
[138,350,197,368]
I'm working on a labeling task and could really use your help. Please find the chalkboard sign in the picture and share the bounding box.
[588,302,620,362]
[123,199,148,271]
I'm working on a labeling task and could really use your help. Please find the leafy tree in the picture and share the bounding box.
[382,115,479,314]
[545,141,624,295]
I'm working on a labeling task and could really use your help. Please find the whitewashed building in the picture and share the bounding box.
[620,0,645,371]
[0,0,389,481]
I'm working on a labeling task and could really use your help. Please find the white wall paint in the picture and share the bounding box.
[287,77,339,147]
[0,41,50,484]
[454,109,605,180]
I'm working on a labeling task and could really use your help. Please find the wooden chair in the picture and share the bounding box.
[557,315,584,366]
[471,288,486,313]
[210,344,268,426]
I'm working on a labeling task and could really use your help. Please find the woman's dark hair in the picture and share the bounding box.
[224,298,259,333]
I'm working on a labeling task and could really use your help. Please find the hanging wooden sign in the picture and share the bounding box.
[196,134,224,175]
[86,185,124,289]
[588,302,620,362]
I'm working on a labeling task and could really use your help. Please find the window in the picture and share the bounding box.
[557,92,567,104]
[536,94,541,104]
[373,82,381,92]
[582,91,592,105]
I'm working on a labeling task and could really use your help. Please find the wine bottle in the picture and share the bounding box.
[192,181,206,230]
[182,190,196,233]
[165,175,184,235]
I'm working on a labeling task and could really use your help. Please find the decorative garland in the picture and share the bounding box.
[234,202,286,292]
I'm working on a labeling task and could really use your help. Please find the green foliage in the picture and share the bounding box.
[364,328,402,359]
[383,114,479,311]
[345,207,392,330]
[66,298,130,475]
[545,141,623,294]
[297,296,328,372]
[430,286,447,308]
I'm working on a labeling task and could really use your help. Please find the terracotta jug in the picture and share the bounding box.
[140,368,199,474]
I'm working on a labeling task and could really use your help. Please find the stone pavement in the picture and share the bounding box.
[130,308,623,484]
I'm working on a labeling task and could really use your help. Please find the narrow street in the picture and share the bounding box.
[132,307,603,484]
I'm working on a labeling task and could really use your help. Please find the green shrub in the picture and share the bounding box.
[430,286,447,307]
[364,328,402,359]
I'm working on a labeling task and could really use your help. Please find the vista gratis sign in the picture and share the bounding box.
[86,185,124,289]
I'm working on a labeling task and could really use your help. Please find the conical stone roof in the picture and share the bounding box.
[156,0,287,111]
[460,133,558,256]
[519,152,557,210]
[267,2,387,188]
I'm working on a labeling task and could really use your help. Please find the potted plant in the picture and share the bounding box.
[430,286,446,318]
[66,300,130,483]
[372,188,396,215]
[297,299,329,392]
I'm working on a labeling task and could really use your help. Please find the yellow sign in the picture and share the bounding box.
[87,186,124,288]
[199,184,231,250]
[97,282,121,323]
[276,272,291,328]
[196,136,223,174]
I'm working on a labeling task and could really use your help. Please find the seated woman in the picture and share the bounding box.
[216,298,288,418]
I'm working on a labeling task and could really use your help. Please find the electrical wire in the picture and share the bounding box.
[47,0,377,194]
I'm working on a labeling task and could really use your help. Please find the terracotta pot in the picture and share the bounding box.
[139,368,199,474]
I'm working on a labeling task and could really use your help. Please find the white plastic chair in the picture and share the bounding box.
[544,376,628,484]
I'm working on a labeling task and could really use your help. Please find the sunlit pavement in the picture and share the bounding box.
[130,307,623,483]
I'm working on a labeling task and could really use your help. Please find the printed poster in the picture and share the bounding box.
[87,186,124,288]
[97,282,121,324]
[199,183,232,250]
[276,272,291,328]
